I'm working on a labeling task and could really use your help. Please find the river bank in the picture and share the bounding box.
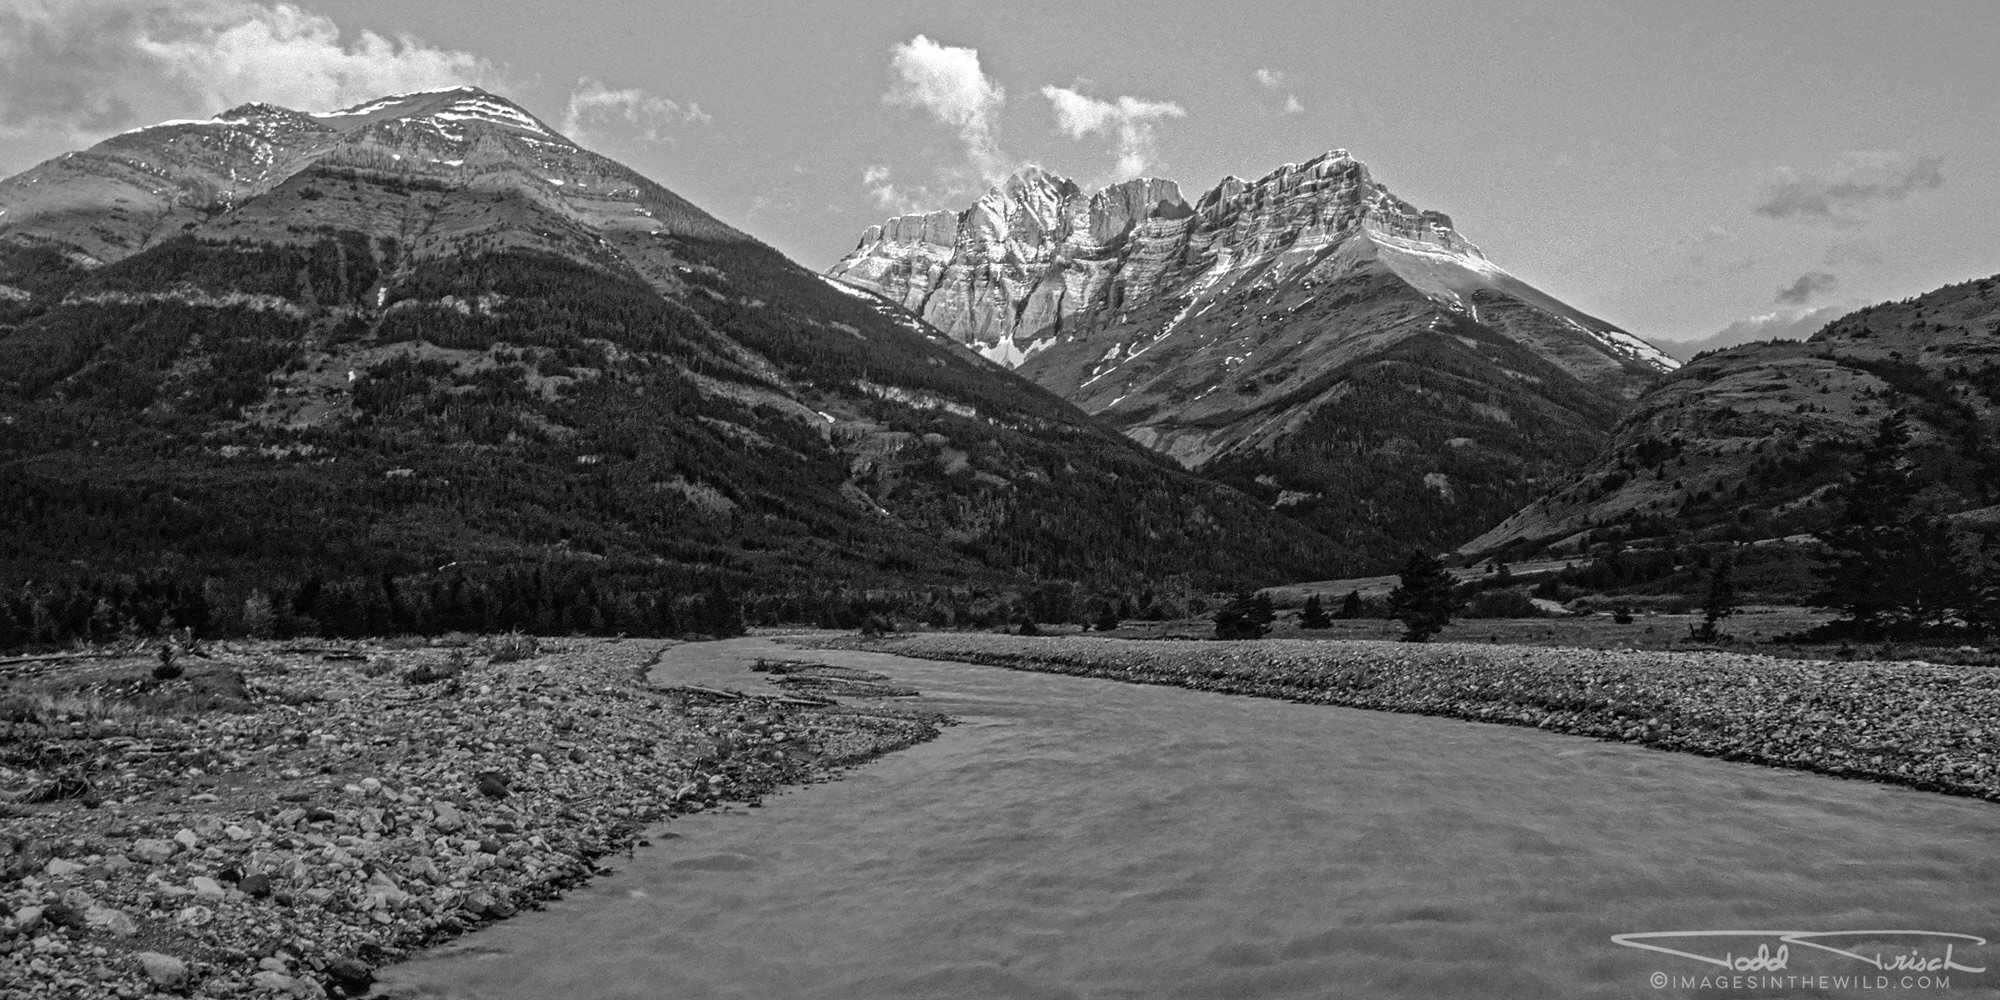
[826,633,2000,803]
[374,637,2000,1000]
[0,636,940,999]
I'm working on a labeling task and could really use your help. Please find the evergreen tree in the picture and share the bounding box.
[1093,603,1122,632]
[1298,594,1332,630]
[1213,592,1269,640]
[698,586,746,638]
[1688,560,1737,642]
[1249,592,1275,627]
[1337,589,1364,619]
[1813,413,1980,636]
[1388,550,1461,643]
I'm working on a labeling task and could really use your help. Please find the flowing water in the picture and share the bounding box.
[380,637,2000,999]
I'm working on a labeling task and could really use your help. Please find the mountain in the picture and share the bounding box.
[1652,306,1847,362]
[0,88,1347,638]
[1464,273,2000,560]
[830,152,1677,567]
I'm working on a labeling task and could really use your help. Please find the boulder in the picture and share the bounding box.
[135,951,190,989]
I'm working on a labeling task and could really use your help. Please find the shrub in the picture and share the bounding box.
[478,631,540,664]
[152,645,184,681]
[1463,590,1546,619]
[403,649,470,685]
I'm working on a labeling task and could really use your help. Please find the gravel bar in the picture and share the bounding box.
[837,633,2000,803]
[0,638,940,999]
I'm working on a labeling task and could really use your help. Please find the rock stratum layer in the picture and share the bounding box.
[832,153,1678,565]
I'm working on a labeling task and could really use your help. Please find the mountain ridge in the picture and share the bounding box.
[0,88,1347,630]
[1464,272,2000,560]
[830,151,1678,566]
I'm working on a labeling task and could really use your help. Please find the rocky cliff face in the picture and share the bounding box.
[832,152,1678,566]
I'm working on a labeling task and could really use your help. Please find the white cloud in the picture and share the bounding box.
[1254,69,1302,115]
[1774,270,1838,305]
[561,77,708,143]
[882,34,1009,183]
[1041,84,1186,181]
[1655,305,1847,361]
[0,0,505,138]
[1753,150,1945,223]
[862,163,930,216]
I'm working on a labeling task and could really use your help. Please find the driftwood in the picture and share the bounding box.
[275,646,370,661]
[670,685,831,709]
[0,651,129,668]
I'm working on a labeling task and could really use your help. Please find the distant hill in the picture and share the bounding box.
[831,152,1677,569]
[0,88,1345,640]
[1465,273,2000,561]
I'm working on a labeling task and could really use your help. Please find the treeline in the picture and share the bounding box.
[0,568,1220,650]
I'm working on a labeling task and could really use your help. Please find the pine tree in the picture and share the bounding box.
[1688,560,1737,642]
[698,586,746,638]
[1298,594,1332,630]
[1388,550,1461,643]
[1337,589,1364,619]
[1093,603,1122,632]
[1214,592,1268,640]
[1249,592,1275,627]
[1813,412,1980,636]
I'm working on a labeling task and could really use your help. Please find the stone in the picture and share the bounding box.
[429,801,465,833]
[251,970,300,994]
[190,876,227,900]
[83,905,137,938]
[173,828,201,850]
[42,858,81,877]
[239,872,274,898]
[135,951,189,988]
[323,956,373,994]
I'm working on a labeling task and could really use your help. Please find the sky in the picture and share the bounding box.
[3,0,1997,348]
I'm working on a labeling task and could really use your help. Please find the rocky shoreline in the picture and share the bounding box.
[0,636,941,999]
[831,633,2000,804]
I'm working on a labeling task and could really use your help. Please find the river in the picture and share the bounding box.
[379,637,2000,998]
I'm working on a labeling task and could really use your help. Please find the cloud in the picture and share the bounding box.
[1753,150,1945,223]
[882,34,1009,182]
[0,0,504,138]
[1655,305,1846,361]
[1041,84,1185,181]
[862,163,931,216]
[1774,271,1838,305]
[561,77,707,143]
[1254,69,1302,115]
